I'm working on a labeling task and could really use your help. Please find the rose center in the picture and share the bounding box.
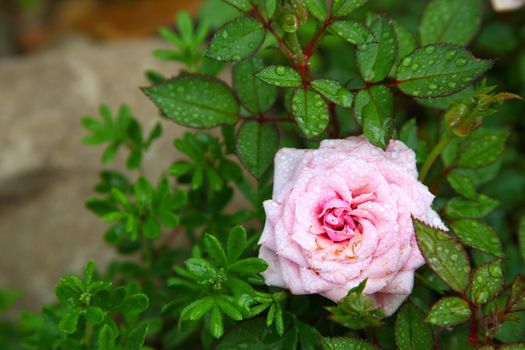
[318,198,359,242]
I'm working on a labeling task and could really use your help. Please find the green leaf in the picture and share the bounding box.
[450,220,503,257]
[233,57,277,113]
[447,170,477,199]
[84,260,96,284]
[413,219,470,292]
[291,89,329,137]
[445,195,499,219]
[415,86,475,109]
[143,74,239,128]
[222,0,252,11]
[256,66,302,87]
[322,337,378,350]
[311,79,354,108]
[185,258,218,280]
[207,168,224,191]
[395,302,433,350]
[98,324,116,350]
[470,260,504,304]
[207,17,265,62]
[121,294,149,314]
[325,280,384,330]
[228,257,268,275]
[426,297,471,327]
[457,133,509,168]
[399,119,418,151]
[59,308,81,334]
[420,0,482,46]
[180,297,214,321]
[507,276,525,312]
[356,16,397,82]
[102,142,120,164]
[236,121,279,178]
[331,0,368,17]
[216,297,243,321]
[125,323,149,350]
[85,306,104,324]
[227,226,248,263]
[210,305,224,338]
[354,85,394,148]
[143,217,161,239]
[203,233,228,266]
[303,0,328,20]
[396,45,492,98]
[329,21,372,45]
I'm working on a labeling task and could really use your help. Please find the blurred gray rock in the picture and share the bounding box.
[0,38,187,311]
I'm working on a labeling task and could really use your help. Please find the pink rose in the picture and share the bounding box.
[258,136,446,316]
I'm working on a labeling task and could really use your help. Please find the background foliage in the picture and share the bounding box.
[1,0,525,349]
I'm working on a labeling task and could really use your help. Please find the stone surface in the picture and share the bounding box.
[0,38,191,311]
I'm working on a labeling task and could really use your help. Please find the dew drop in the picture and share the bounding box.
[402,57,412,67]
[425,46,436,54]
[275,66,286,76]
[456,58,467,66]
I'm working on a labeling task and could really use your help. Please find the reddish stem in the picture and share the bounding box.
[386,80,400,88]
[251,7,298,69]
[303,16,334,59]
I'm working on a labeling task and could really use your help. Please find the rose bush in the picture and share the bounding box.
[259,136,446,315]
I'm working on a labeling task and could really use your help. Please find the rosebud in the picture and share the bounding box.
[280,12,299,33]
[445,81,521,137]
[445,101,480,137]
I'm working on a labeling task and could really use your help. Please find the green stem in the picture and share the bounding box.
[419,134,451,182]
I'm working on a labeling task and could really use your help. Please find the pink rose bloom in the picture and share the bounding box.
[258,136,446,316]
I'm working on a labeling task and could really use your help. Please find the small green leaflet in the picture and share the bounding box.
[447,170,477,199]
[291,89,329,137]
[470,260,504,305]
[236,121,279,178]
[210,305,224,338]
[413,219,470,292]
[357,16,397,82]
[457,132,509,168]
[420,0,483,46]
[256,66,302,87]
[311,79,354,108]
[396,45,492,98]
[331,0,368,17]
[426,297,471,327]
[207,17,266,62]
[395,302,433,350]
[143,74,239,128]
[233,57,277,113]
[98,325,116,350]
[330,21,373,45]
[354,85,394,148]
[507,276,525,312]
[322,337,378,350]
[303,0,328,20]
[445,195,499,219]
[450,220,503,257]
